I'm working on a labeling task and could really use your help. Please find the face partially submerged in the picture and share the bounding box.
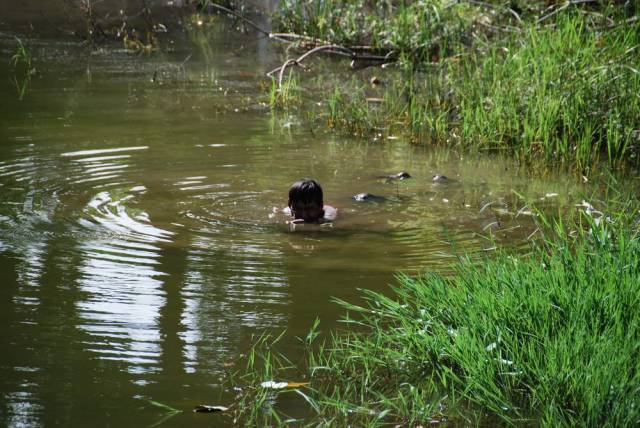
[289,200,324,223]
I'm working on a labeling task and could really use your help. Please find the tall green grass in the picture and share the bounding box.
[456,16,640,170]
[232,200,640,426]
[312,16,640,170]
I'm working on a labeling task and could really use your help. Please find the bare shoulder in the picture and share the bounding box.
[323,205,338,221]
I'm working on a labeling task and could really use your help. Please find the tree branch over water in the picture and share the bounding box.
[267,44,391,87]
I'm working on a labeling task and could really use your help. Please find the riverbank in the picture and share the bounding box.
[263,1,640,172]
[229,196,640,426]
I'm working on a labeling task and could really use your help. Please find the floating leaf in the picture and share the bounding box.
[194,405,228,413]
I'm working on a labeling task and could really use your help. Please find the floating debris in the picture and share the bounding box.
[194,405,228,413]
[353,193,384,202]
[260,381,309,389]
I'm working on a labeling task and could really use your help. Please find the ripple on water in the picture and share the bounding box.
[0,158,38,180]
[76,236,166,371]
[62,147,147,187]
[177,232,290,373]
[74,186,172,372]
[80,189,173,242]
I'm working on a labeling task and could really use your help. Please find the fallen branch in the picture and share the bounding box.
[268,44,357,86]
[267,43,394,86]
[536,0,599,24]
[476,20,522,33]
[269,32,394,56]
[269,32,325,45]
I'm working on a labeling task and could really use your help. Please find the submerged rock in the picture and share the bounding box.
[379,171,411,180]
[353,192,385,202]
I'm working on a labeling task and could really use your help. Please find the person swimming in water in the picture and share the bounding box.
[283,179,337,224]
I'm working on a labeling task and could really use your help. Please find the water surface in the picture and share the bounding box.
[0,24,585,426]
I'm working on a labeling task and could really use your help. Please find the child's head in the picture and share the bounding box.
[288,179,324,222]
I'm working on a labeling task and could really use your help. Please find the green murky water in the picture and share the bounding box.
[1,21,586,426]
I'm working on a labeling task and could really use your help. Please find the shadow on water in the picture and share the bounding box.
[0,11,597,426]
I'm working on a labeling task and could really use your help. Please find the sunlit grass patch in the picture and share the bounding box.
[455,16,640,170]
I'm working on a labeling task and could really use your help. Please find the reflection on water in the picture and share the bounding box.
[0,23,589,426]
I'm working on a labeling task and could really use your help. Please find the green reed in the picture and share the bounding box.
[318,204,640,426]
[274,0,467,60]
[455,16,640,170]
[10,37,31,69]
[268,71,302,109]
[269,3,640,171]
[9,37,36,100]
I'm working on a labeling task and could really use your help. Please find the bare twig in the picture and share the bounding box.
[600,15,639,30]
[536,0,599,24]
[506,7,523,24]
[268,44,357,86]
[269,32,325,44]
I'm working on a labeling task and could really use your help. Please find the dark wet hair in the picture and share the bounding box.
[288,179,324,207]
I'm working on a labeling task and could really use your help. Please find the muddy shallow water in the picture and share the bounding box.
[0,20,588,426]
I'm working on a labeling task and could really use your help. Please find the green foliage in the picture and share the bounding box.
[10,37,31,69]
[455,17,640,170]
[316,203,640,426]
[9,37,35,101]
[227,331,301,426]
[274,0,466,62]
[278,12,640,171]
[147,400,182,427]
[269,72,302,109]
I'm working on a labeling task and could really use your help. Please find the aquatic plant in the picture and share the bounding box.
[10,37,35,100]
[268,72,302,109]
[10,37,32,70]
